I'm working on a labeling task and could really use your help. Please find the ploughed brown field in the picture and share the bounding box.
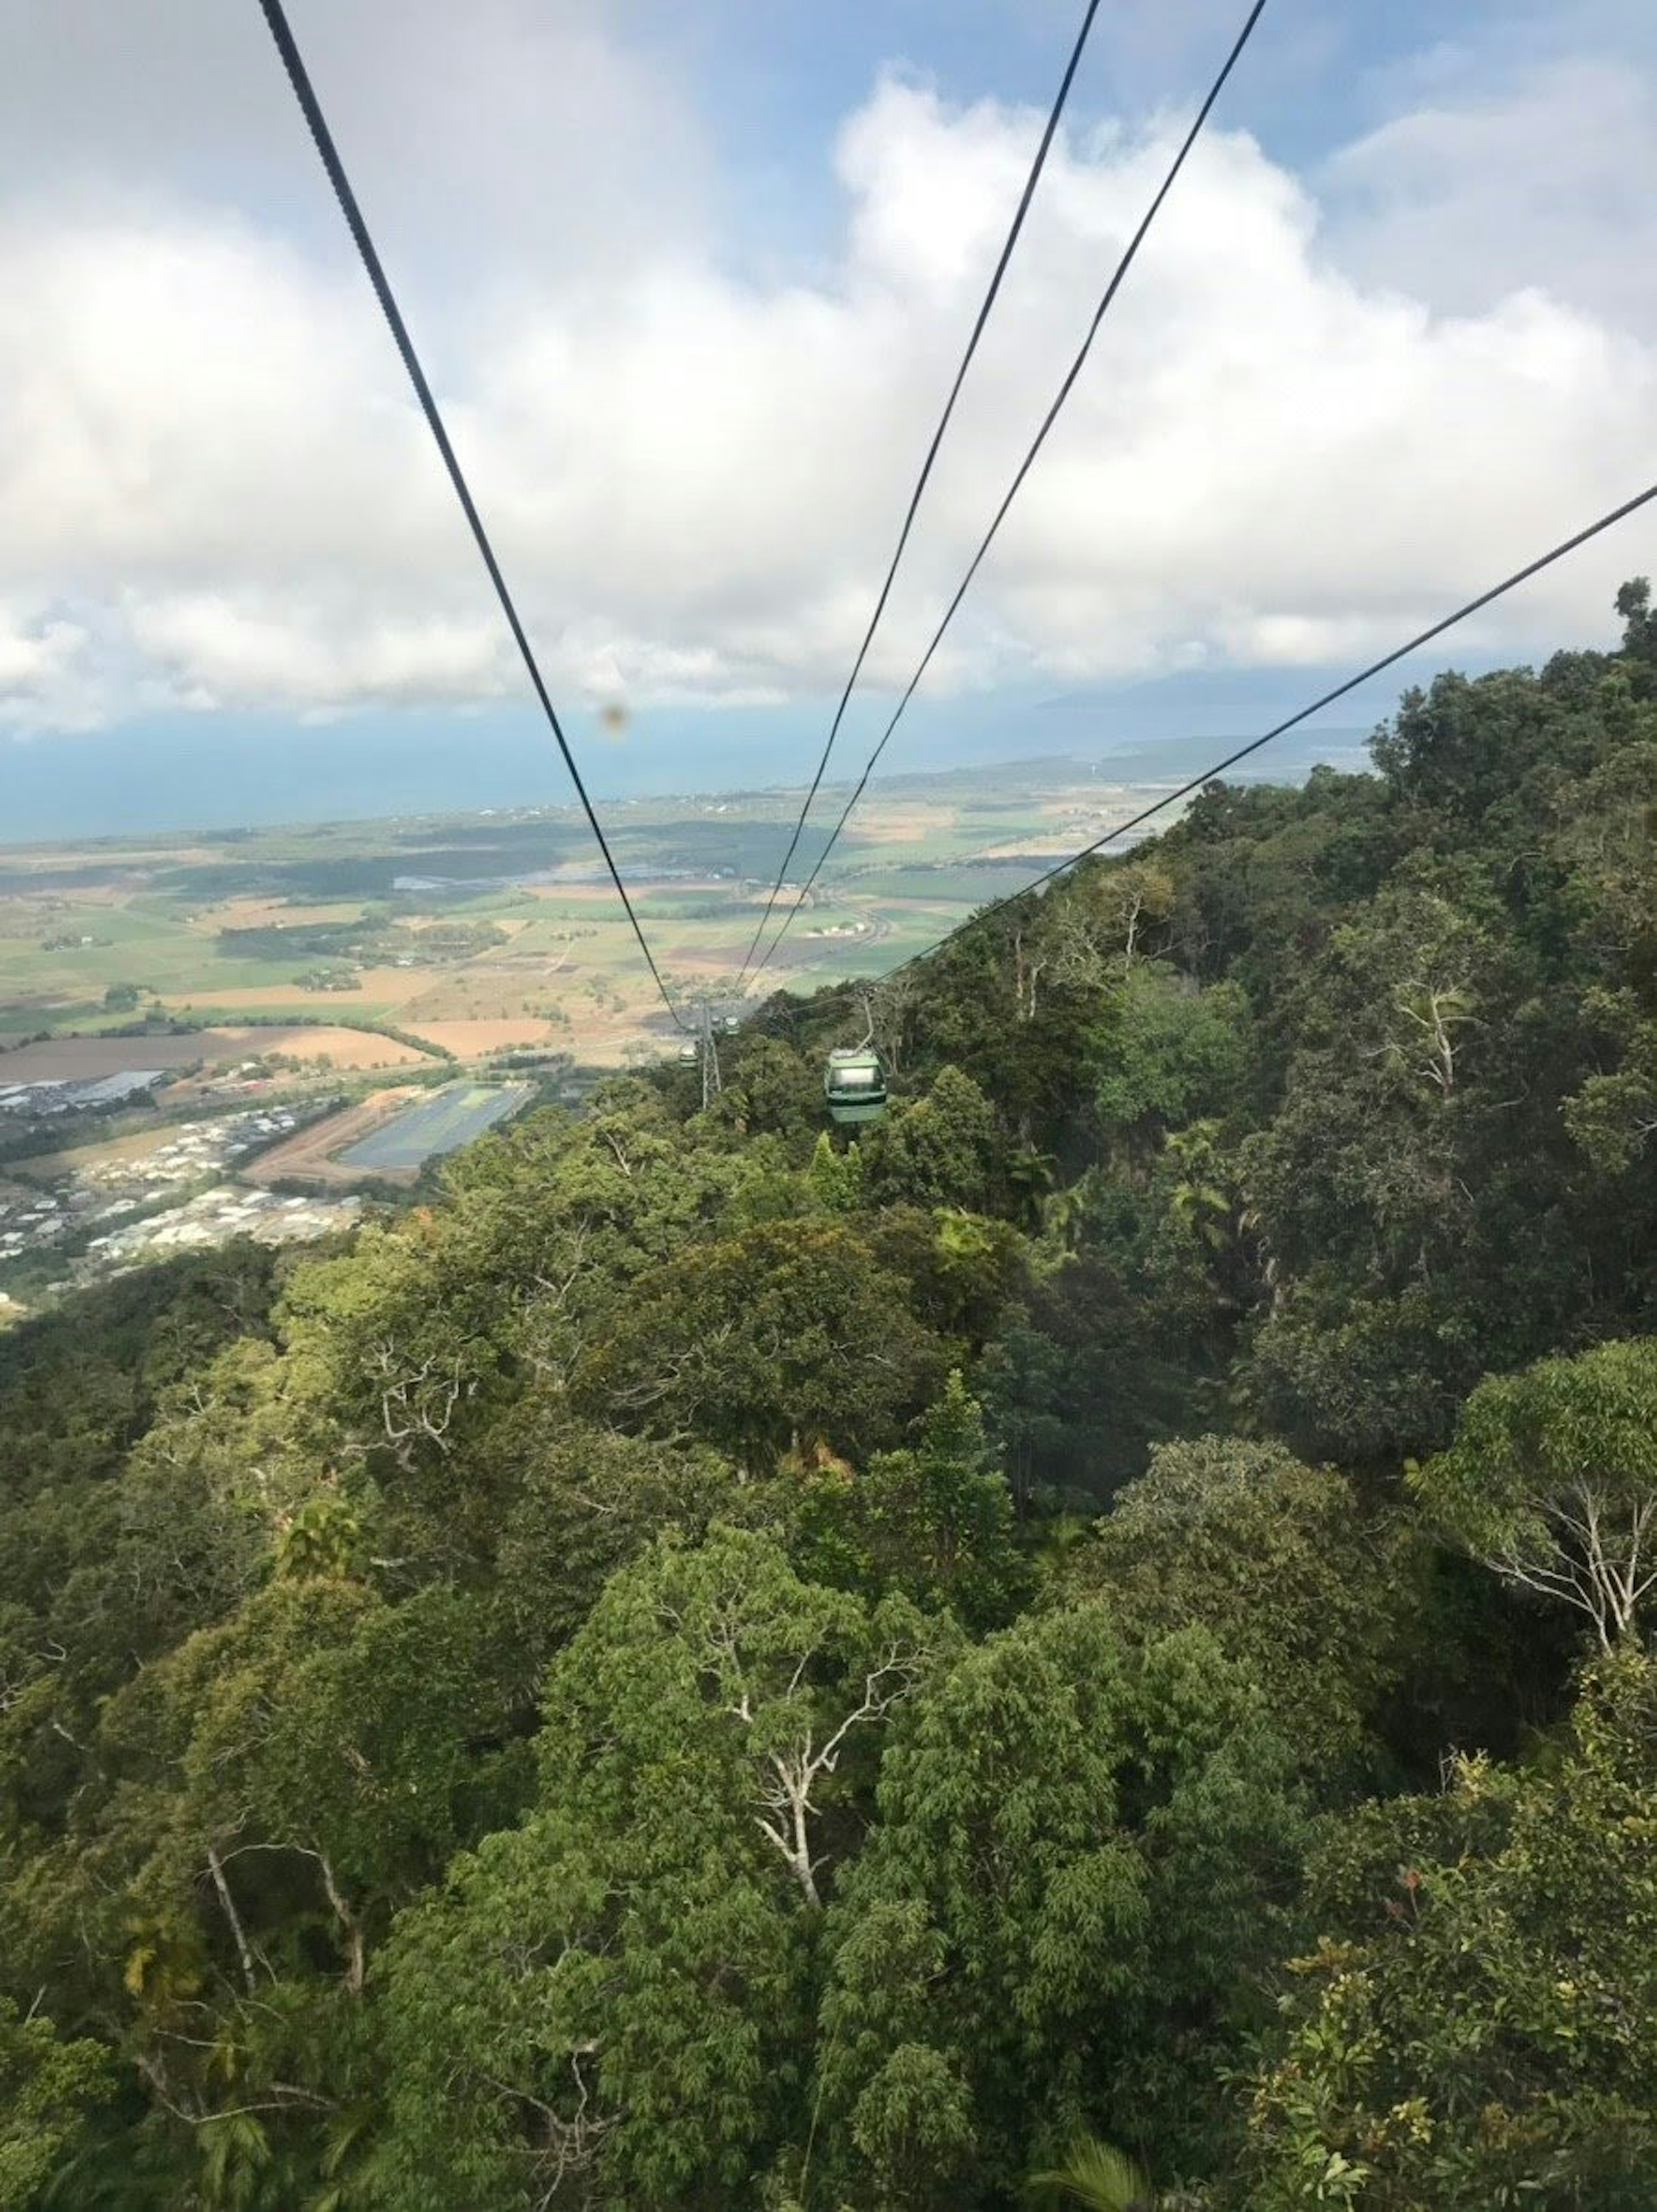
[0,1027,433,1081]
[409,1019,564,1055]
[0,1035,211,1078]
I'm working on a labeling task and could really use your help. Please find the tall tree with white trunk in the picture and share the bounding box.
[1412,1337,1657,1650]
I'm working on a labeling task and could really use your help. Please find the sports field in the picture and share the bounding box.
[338,1081,536,1173]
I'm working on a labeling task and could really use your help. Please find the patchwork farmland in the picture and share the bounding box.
[0,760,1153,1073]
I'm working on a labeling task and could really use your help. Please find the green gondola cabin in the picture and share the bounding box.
[824,1046,887,1124]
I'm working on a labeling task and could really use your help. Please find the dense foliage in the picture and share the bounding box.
[3,589,1656,2207]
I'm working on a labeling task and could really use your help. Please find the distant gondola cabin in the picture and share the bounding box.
[824,1047,887,1125]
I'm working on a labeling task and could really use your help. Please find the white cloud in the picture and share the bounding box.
[1325,57,1657,336]
[0,603,104,734]
[0,23,1654,739]
[0,607,90,705]
[0,0,715,279]
[123,593,511,712]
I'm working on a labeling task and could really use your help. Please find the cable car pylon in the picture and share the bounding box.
[699,998,722,1110]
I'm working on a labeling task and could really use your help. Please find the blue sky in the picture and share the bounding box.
[0,0,1653,841]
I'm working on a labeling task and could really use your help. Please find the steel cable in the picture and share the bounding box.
[737,0,1108,986]
[791,478,1657,1016]
[257,0,688,1028]
[747,0,1270,983]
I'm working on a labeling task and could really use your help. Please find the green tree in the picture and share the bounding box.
[1241,1646,1657,2209]
[864,1067,1003,1210]
[1093,968,1251,1155]
[575,1221,945,1472]
[790,1372,1030,1629]
[1616,575,1655,689]
[1069,1437,1401,1771]
[485,1406,741,1671]
[0,1998,115,2210]
[721,1036,827,1150]
[814,1609,1308,2204]
[807,1130,864,1213]
[1030,2136,1157,2209]
[977,1251,1195,1503]
[1561,1005,1657,1175]
[910,1205,1027,1342]
[1411,1337,1657,1650]
[0,1577,519,2207]
[374,1530,942,2209]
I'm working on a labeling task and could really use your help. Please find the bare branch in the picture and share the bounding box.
[205,1845,258,1996]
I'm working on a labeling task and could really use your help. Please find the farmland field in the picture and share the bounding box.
[202,1024,435,1068]
[408,1018,564,1055]
[0,1025,433,1082]
[0,756,1181,1069]
[338,1081,536,1173]
[0,1034,216,1079]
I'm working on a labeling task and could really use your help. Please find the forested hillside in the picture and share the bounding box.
[3,587,1656,2209]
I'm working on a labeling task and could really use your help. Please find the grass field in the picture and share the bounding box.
[7,1123,183,1187]
[0,758,1165,1068]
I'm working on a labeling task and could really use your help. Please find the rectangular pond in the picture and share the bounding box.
[339,1081,535,1173]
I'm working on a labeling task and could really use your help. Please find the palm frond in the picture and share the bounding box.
[1028,2134,1155,2209]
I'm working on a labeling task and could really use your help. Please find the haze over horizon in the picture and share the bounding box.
[0,710,1378,848]
[1,0,1654,843]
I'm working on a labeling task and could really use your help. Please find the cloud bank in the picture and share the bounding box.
[0,0,1653,736]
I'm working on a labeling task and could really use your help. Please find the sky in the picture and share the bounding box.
[0,0,1654,840]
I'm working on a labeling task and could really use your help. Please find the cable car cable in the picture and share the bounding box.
[745,0,1270,984]
[736,0,1108,986]
[255,0,690,1031]
[784,476,1657,1015]
[938,478,1657,939]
